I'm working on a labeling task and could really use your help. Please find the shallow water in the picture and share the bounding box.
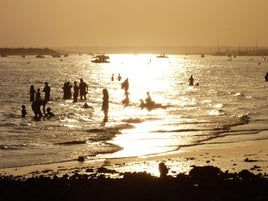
[0,54,267,168]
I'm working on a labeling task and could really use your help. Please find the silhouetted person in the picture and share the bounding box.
[29,85,36,102]
[36,88,41,100]
[139,99,146,109]
[111,74,114,81]
[188,75,194,86]
[117,73,122,81]
[145,92,153,105]
[63,82,73,99]
[43,82,51,101]
[265,72,268,81]
[121,78,129,92]
[159,162,169,178]
[21,105,27,118]
[45,107,55,119]
[31,99,47,120]
[102,88,109,122]
[121,78,129,105]
[140,92,165,111]
[122,91,129,106]
[79,79,88,100]
[73,81,79,102]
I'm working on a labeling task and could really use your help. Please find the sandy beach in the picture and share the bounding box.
[1,131,268,201]
[1,131,268,178]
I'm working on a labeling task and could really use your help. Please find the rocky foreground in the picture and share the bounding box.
[1,165,268,201]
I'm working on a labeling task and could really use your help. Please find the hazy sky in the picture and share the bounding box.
[1,0,268,47]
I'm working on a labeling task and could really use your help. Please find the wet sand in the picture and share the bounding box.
[1,131,268,200]
[1,131,268,178]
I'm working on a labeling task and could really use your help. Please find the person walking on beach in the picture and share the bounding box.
[73,81,79,102]
[29,85,36,102]
[43,82,51,101]
[21,105,27,117]
[79,78,88,100]
[102,88,109,122]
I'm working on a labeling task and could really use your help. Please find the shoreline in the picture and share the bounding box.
[1,131,268,178]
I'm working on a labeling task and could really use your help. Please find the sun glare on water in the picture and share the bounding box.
[109,54,179,102]
[101,54,189,160]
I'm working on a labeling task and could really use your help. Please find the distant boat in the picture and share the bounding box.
[91,54,110,63]
[36,55,45,58]
[156,53,168,58]
[201,54,205,57]
[1,54,7,57]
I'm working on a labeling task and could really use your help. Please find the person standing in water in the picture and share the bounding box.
[102,88,109,122]
[29,85,36,102]
[21,105,27,117]
[188,75,194,86]
[79,78,88,100]
[117,73,122,81]
[31,99,47,120]
[45,107,55,119]
[43,82,51,101]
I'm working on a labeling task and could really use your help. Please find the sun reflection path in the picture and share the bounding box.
[97,54,198,160]
[108,54,187,103]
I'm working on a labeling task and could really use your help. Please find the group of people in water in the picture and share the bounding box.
[22,78,107,122]
[21,74,200,122]
[23,82,54,120]
[62,79,88,102]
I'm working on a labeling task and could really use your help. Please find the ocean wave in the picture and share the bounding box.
[55,140,87,145]
[0,144,27,150]
[152,115,250,135]
[210,115,250,131]
[0,122,20,127]
[0,145,15,150]
[87,124,135,134]
[153,128,206,133]
[121,118,143,123]
[234,92,245,97]
[229,114,250,126]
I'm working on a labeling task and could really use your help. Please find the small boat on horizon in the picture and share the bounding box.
[91,54,110,63]
[156,53,168,58]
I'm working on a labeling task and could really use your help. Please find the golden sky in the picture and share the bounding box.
[1,0,268,47]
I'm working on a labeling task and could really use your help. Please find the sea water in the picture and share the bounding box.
[0,54,267,168]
